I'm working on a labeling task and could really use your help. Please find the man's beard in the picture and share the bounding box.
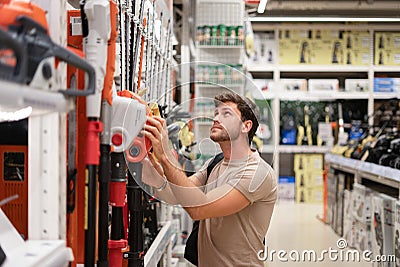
[210,127,239,142]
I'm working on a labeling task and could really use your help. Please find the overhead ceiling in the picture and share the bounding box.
[246,0,400,18]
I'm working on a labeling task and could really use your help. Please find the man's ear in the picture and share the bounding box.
[242,120,253,133]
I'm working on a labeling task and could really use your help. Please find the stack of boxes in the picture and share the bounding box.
[278,29,371,66]
[343,189,355,247]
[374,32,400,66]
[247,32,277,66]
[327,171,354,237]
[294,154,324,203]
[371,194,396,267]
[395,202,400,265]
[352,184,373,252]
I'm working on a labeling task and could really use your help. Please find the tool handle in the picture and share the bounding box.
[53,43,96,96]
[0,28,28,83]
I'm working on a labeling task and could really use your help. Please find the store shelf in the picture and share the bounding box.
[246,65,275,72]
[0,80,74,117]
[325,153,400,188]
[278,91,369,101]
[279,145,331,154]
[196,83,243,89]
[247,65,370,73]
[197,44,243,49]
[280,65,370,73]
[373,92,399,99]
[144,221,173,267]
[0,209,73,267]
[373,66,400,72]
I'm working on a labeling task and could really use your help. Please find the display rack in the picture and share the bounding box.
[0,1,72,265]
[247,21,400,180]
[325,153,400,193]
[193,0,245,160]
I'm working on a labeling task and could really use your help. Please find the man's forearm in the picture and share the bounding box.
[159,153,208,208]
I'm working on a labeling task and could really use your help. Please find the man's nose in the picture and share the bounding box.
[213,114,220,122]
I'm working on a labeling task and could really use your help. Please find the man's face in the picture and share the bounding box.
[210,102,243,142]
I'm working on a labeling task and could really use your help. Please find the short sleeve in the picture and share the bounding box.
[227,160,277,204]
[191,157,213,186]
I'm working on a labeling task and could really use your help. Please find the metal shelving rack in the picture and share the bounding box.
[325,153,400,195]
[193,0,245,159]
[246,21,400,181]
[0,1,73,266]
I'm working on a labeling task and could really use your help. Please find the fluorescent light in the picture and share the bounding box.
[257,0,268,14]
[249,17,400,22]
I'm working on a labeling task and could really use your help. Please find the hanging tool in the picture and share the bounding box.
[161,19,171,107]
[154,12,164,100]
[97,1,118,267]
[80,0,110,266]
[0,1,95,96]
[130,0,146,92]
[136,14,147,91]
[144,5,153,101]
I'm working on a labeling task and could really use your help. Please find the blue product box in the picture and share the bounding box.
[278,176,295,201]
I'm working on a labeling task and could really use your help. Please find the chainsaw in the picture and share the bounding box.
[0,1,95,97]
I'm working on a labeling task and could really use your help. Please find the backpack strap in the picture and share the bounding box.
[206,152,224,182]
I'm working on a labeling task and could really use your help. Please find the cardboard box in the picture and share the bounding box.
[382,194,395,267]
[295,170,323,188]
[294,154,324,172]
[279,29,312,64]
[343,31,371,66]
[343,190,354,247]
[374,78,400,93]
[354,220,372,253]
[279,79,307,91]
[345,79,369,92]
[371,195,384,265]
[352,183,372,224]
[278,176,295,201]
[296,186,323,203]
[311,30,346,65]
[344,189,352,218]
[308,79,339,91]
[394,201,400,266]
[374,32,400,66]
[343,215,355,248]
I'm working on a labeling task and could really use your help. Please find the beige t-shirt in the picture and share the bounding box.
[192,151,277,267]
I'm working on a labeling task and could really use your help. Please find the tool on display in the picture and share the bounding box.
[0,1,96,116]
[98,2,118,267]
[0,1,95,96]
[130,0,146,92]
[80,0,110,266]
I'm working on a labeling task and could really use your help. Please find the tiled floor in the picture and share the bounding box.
[264,201,372,267]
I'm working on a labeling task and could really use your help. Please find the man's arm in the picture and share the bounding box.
[142,116,251,220]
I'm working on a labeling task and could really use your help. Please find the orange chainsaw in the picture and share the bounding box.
[0,1,95,96]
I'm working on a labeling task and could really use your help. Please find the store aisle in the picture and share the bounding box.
[263,201,372,267]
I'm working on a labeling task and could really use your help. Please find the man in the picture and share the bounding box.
[142,92,277,266]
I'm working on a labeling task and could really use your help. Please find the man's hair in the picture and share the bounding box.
[214,92,260,143]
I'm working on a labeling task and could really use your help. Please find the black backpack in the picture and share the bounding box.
[184,153,224,266]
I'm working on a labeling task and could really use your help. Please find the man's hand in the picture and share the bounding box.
[142,116,171,163]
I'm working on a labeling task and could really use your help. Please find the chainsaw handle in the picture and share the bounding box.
[0,28,28,83]
[53,43,96,97]
[16,15,96,97]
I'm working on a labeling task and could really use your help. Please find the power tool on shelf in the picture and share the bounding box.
[0,1,96,115]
